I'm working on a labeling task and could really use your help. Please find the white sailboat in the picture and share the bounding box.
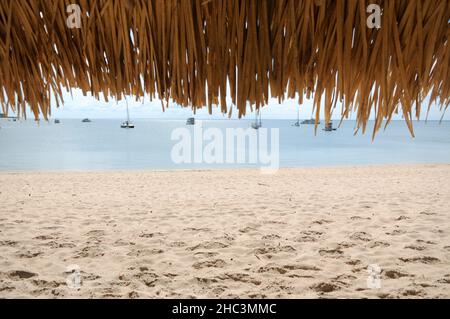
[293,106,300,126]
[251,108,262,129]
[121,99,134,129]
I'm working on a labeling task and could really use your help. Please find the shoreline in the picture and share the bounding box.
[1,162,449,175]
[0,164,449,298]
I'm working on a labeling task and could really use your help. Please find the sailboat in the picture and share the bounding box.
[251,109,262,129]
[121,100,134,129]
[293,106,300,126]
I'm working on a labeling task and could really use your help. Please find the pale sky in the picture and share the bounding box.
[50,88,448,121]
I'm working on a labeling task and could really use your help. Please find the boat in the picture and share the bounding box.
[251,109,262,130]
[82,118,91,123]
[121,100,134,129]
[121,121,134,129]
[1,114,18,121]
[301,119,320,125]
[54,119,60,124]
[323,122,337,131]
[186,117,195,125]
[293,107,300,126]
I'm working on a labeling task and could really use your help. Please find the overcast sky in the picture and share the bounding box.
[51,88,448,121]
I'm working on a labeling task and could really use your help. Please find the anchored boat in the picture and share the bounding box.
[121,100,134,129]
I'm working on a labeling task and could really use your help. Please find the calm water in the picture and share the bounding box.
[0,119,449,171]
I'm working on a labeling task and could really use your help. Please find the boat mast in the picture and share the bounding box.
[126,98,130,123]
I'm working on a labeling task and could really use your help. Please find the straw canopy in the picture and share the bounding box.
[0,0,449,134]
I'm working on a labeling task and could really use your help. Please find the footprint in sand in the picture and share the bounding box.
[337,242,356,249]
[261,234,281,240]
[219,273,261,286]
[419,211,436,216]
[350,216,371,221]
[350,232,372,242]
[16,250,43,258]
[74,246,105,258]
[168,241,187,248]
[263,220,286,225]
[187,241,229,251]
[113,239,136,247]
[283,264,321,271]
[333,274,357,281]
[7,270,37,279]
[437,278,450,284]
[257,265,288,275]
[310,282,341,293]
[345,259,361,266]
[192,259,227,270]
[404,245,426,251]
[128,291,139,298]
[0,284,15,293]
[0,240,18,247]
[416,239,436,245]
[183,227,212,232]
[194,251,220,258]
[294,230,323,243]
[127,248,164,257]
[383,270,414,279]
[139,232,164,238]
[85,230,106,237]
[31,279,63,289]
[319,248,343,258]
[369,241,390,248]
[254,246,296,257]
[239,226,258,233]
[121,267,160,288]
[399,256,440,264]
[386,229,407,236]
[195,277,219,285]
[312,219,333,225]
[402,289,426,297]
[33,235,55,240]
[44,241,76,249]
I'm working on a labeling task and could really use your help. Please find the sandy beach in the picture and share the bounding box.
[0,164,449,299]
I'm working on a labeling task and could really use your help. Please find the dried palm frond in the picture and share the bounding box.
[0,0,449,135]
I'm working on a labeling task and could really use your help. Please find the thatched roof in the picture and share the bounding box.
[0,0,449,135]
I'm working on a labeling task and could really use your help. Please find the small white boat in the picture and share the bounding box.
[186,117,195,125]
[301,119,320,125]
[251,109,262,130]
[82,118,91,123]
[323,122,337,131]
[121,121,134,129]
[293,107,300,126]
[121,100,134,129]
[54,119,60,124]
